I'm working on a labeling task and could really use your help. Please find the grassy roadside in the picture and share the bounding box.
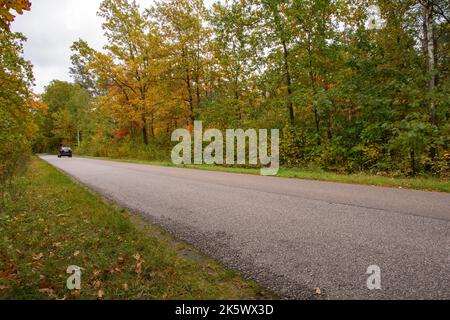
[0,158,272,300]
[78,156,450,193]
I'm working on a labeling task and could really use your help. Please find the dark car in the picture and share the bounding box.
[58,147,73,158]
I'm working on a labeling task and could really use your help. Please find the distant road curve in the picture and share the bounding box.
[39,155,450,300]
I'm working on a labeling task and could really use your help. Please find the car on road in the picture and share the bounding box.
[58,147,73,158]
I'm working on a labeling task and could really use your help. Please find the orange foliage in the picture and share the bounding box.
[26,94,47,113]
[114,129,131,139]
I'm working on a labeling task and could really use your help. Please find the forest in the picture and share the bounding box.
[2,0,449,191]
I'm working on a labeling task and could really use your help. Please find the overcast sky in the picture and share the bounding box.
[12,0,213,94]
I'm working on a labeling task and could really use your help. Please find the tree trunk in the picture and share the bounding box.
[234,79,242,121]
[150,111,155,138]
[410,149,417,175]
[307,38,320,145]
[195,59,201,111]
[314,108,321,146]
[423,2,436,125]
[186,69,195,125]
[423,2,437,160]
[142,116,148,145]
[282,39,295,125]
[195,37,202,111]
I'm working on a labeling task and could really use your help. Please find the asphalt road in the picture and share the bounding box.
[39,155,450,300]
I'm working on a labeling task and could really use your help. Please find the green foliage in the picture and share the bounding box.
[77,136,171,162]
[0,31,34,195]
[30,0,450,178]
[387,114,444,175]
[35,81,92,152]
[280,125,304,167]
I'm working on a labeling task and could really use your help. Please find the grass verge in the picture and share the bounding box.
[0,158,272,300]
[79,156,450,193]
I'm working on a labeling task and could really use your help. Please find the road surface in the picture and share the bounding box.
[39,155,450,299]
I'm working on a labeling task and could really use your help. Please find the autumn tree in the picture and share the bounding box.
[207,0,263,126]
[150,0,209,126]
[0,0,31,31]
[72,0,170,145]
[0,30,34,191]
[52,0,448,176]
[37,81,91,150]
[258,0,297,125]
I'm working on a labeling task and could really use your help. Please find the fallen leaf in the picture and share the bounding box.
[73,251,80,257]
[68,290,81,299]
[135,261,143,274]
[0,271,13,279]
[123,283,128,291]
[97,289,104,300]
[314,287,322,295]
[39,288,54,295]
[93,280,102,289]
[133,253,141,261]
[32,253,44,261]
[39,278,54,289]
[92,270,101,277]
[0,285,9,290]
